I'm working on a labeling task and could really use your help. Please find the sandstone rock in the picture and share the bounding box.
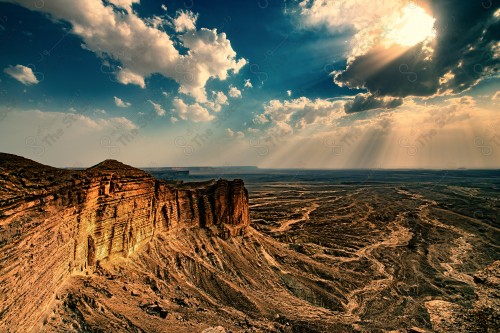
[0,153,250,332]
[409,327,427,333]
[140,303,168,318]
[172,297,190,307]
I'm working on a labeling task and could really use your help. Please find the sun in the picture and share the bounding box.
[384,5,436,47]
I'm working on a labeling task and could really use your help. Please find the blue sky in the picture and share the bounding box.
[0,0,499,168]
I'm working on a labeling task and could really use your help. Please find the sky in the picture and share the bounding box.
[0,0,499,169]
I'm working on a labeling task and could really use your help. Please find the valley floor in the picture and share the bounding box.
[43,180,500,333]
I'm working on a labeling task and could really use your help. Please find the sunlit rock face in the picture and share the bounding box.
[0,153,249,332]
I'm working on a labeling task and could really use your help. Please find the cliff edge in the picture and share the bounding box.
[0,153,250,332]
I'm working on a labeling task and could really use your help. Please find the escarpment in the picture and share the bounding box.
[0,153,249,332]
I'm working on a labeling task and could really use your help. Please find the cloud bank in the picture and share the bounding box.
[8,0,246,102]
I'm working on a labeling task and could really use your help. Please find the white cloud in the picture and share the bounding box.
[247,127,260,134]
[253,113,270,125]
[9,0,245,103]
[214,91,228,105]
[114,96,131,108]
[177,29,247,102]
[173,10,197,32]
[255,97,345,133]
[94,108,107,115]
[206,91,229,112]
[148,100,166,116]
[244,79,253,88]
[228,85,242,98]
[107,116,137,130]
[172,97,214,122]
[108,0,139,11]
[226,128,244,139]
[269,121,293,137]
[287,90,292,96]
[3,64,39,85]
[170,116,178,123]
[116,69,146,88]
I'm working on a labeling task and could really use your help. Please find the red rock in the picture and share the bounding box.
[0,153,250,332]
[409,327,427,333]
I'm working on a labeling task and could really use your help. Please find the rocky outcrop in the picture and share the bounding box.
[0,153,249,332]
[425,260,500,333]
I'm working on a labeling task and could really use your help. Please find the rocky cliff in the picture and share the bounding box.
[0,153,249,332]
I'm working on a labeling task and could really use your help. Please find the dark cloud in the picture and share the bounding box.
[336,0,500,101]
[344,93,403,113]
[336,44,440,97]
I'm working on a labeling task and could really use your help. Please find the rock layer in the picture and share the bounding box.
[0,154,249,332]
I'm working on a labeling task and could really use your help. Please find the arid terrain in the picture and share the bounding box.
[247,171,500,332]
[1,155,499,332]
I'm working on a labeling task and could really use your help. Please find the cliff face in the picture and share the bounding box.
[0,154,249,332]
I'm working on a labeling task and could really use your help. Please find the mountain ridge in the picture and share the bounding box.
[0,153,250,332]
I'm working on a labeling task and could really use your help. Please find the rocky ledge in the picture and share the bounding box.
[0,153,249,332]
